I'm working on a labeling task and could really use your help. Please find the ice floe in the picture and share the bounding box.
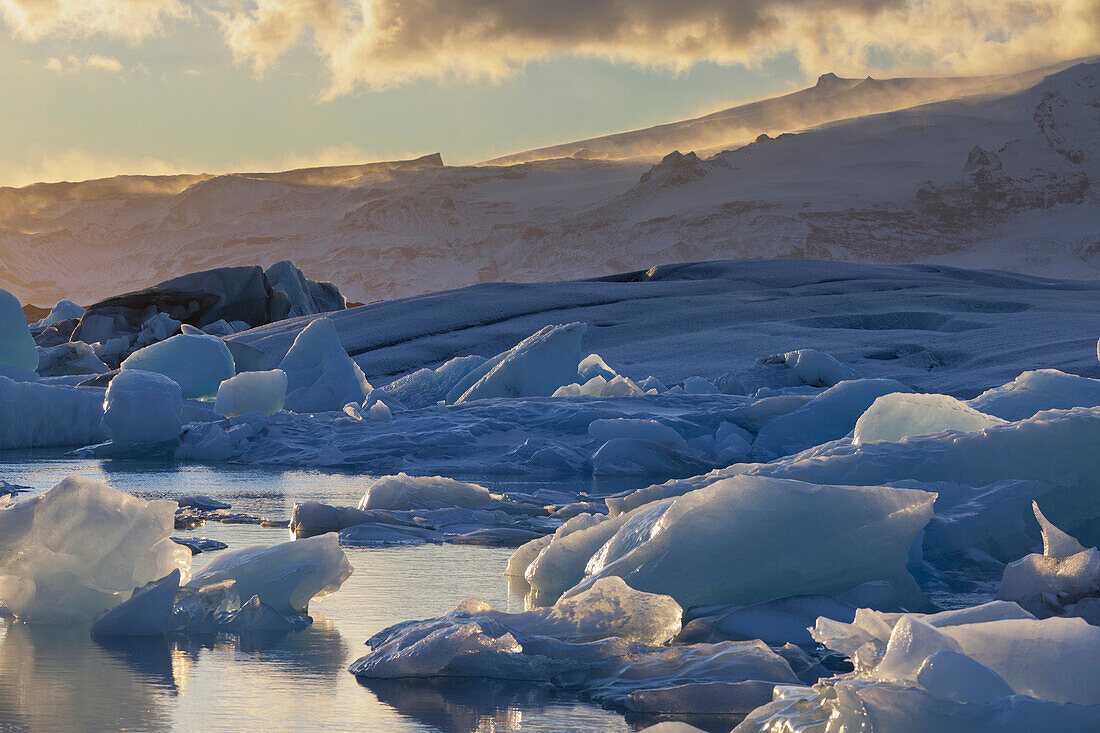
[0,476,191,624]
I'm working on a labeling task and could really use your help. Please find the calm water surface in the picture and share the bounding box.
[0,455,637,733]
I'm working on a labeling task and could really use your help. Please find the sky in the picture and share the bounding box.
[0,0,1096,187]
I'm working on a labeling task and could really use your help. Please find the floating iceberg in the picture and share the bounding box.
[357,473,493,511]
[0,377,105,449]
[451,322,585,403]
[0,476,191,624]
[102,369,183,446]
[753,379,911,458]
[121,333,235,399]
[185,533,352,615]
[214,369,287,417]
[350,580,800,715]
[279,317,370,412]
[0,289,38,372]
[562,475,935,609]
[854,392,1006,444]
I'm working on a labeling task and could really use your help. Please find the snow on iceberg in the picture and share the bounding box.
[450,322,586,403]
[967,369,1100,420]
[0,377,105,449]
[185,533,351,615]
[0,289,38,372]
[556,475,935,609]
[121,332,235,399]
[279,317,370,413]
[214,369,287,417]
[102,369,183,446]
[853,392,1006,444]
[357,473,493,511]
[0,476,191,624]
[752,378,911,458]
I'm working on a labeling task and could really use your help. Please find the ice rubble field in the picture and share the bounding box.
[3,260,1100,731]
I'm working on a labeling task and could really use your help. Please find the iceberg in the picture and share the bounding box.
[968,369,1100,421]
[35,342,109,377]
[382,355,486,408]
[0,289,38,372]
[523,512,627,601]
[996,502,1100,615]
[589,420,687,449]
[565,475,935,609]
[101,369,183,446]
[715,349,857,395]
[0,377,105,449]
[350,581,799,715]
[90,569,181,638]
[30,299,84,329]
[451,323,586,403]
[121,333,236,399]
[185,533,352,615]
[0,476,191,624]
[754,406,1100,544]
[753,379,911,458]
[279,317,371,412]
[854,392,1006,444]
[214,369,287,417]
[357,473,493,511]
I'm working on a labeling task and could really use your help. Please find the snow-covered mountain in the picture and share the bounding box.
[1,59,1096,307]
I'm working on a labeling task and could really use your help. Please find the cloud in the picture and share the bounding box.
[211,0,1100,97]
[43,54,124,73]
[0,0,189,41]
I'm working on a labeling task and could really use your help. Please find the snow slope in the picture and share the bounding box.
[0,60,1097,307]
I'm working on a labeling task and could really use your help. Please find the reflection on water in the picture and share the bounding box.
[0,624,175,733]
[0,456,635,733]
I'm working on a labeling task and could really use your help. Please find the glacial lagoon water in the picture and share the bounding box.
[0,455,640,733]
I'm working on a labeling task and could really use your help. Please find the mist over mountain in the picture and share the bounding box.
[1,58,1096,306]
